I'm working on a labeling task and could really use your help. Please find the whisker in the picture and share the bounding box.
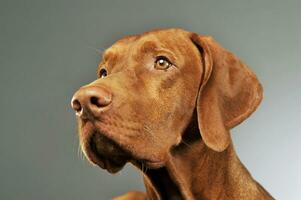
[141,161,144,173]
[181,140,193,149]
[78,142,85,161]
[86,45,105,54]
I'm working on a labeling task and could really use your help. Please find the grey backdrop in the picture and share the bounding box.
[1,0,300,199]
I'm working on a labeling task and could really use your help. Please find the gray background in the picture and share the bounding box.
[1,0,300,199]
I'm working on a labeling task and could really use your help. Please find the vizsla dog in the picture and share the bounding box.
[71,28,274,199]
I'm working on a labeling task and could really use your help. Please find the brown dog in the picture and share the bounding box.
[71,28,274,199]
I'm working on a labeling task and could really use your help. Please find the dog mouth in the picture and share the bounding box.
[83,130,129,174]
[79,120,166,173]
[84,131,165,173]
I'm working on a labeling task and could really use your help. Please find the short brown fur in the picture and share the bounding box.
[71,28,274,200]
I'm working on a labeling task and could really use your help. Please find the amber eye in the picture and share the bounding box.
[99,68,108,78]
[154,57,172,70]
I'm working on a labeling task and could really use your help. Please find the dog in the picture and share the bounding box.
[71,28,274,199]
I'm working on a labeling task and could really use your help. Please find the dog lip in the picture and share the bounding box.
[84,130,128,173]
[132,159,165,169]
[83,144,106,168]
[144,160,165,168]
[85,141,128,173]
[104,159,126,173]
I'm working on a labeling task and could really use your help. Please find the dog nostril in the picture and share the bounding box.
[90,95,111,108]
[90,96,103,108]
[72,99,82,113]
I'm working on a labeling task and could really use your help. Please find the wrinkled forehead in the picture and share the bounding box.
[102,29,193,62]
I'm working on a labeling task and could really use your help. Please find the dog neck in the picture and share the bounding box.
[140,122,273,199]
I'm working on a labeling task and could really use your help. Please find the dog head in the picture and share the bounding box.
[71,28,262,173]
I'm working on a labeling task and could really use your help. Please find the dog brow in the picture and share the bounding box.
[137,41,177,63]
[139,41,158,54]
[102,51,115,61]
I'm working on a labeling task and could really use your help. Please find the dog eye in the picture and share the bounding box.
[154,57,172,70]
[99,68,108,78]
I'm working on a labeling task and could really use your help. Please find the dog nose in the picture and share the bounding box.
[71,86,112,118]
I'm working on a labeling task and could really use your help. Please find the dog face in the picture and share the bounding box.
[71,28,262,173]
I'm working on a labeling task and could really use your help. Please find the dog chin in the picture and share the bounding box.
[82,130,129,174]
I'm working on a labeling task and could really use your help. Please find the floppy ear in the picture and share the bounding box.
[191,33,263,152]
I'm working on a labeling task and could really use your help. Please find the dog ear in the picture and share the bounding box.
[190,33,263,152]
